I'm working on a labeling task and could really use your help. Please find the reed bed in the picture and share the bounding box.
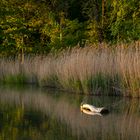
[0,43,140,97]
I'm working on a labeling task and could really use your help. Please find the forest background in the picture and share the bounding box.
[0,0,140,58]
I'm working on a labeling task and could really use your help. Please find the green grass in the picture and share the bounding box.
[2,74,27,84]
[0,43,140,97]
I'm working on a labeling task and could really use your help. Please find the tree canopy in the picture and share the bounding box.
[0,0,140,57]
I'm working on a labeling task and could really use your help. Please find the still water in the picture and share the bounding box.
[0,86,140,140]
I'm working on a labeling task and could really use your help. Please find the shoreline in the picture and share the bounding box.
[0,46,139,97]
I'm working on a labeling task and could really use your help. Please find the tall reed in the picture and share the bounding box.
[0,43,139,97]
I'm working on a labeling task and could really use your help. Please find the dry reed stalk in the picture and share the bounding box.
[0,43,139,96]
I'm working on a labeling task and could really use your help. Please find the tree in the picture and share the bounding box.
[110,0,140,42]
[82,0,107,43]
[0,0,51,59]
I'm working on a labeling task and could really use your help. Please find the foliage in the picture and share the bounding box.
[0,0,140,57]
[110,0,140,42]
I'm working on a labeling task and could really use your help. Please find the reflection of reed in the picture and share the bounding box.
[0,89,140,140]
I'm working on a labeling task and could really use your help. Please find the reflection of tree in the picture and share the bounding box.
[0,104,76,140]
[0,88,140,140]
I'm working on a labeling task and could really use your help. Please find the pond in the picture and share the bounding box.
[0,86,140,140]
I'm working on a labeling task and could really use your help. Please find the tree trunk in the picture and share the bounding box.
[102,0,105,26]
[18,48,24,65]
[95,0,104,43]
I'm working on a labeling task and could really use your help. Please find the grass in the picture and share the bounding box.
[0,43,140,97]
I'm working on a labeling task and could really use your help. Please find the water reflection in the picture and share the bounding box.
[81,109,103,116]
[0,87,140,140]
